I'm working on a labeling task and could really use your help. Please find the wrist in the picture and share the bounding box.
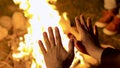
[46,63,63,68]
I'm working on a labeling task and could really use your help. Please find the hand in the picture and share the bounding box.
[75,15,100,48]
[38,27,74,68]
[74,15,103,62]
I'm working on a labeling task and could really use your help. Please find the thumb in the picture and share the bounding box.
[62,39,74,68]
[75,41,88,54]
[68,38,74,56]
[65,38,74,67]
[93,25,98,38]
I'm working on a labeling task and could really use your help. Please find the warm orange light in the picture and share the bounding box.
[12,0,91,68]
[12,0,68,68]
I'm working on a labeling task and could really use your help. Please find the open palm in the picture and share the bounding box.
[38,27,74,68]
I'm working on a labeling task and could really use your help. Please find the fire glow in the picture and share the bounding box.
[12,0,89,68]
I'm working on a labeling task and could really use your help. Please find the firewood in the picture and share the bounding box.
[13,58,32,68]
[0,26,8,41]
[12,12,28,36]
[0,16,12,30]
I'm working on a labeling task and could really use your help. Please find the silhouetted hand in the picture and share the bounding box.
[38,27,74,68]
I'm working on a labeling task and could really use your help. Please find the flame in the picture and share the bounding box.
[12,0,70,68]
[12,0,88,68]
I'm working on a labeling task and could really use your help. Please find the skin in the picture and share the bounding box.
[38,27,74,68]
[38,14,104,68]
[74,15,104,62]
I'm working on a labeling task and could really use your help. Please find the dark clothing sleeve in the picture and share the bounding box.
[98,48,120,68]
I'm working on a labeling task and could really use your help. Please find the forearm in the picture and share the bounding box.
[46,62,70,68]
[87,47,104,63]
[47,65,70,68]
[46,64,62,68]
[84,41,104,63]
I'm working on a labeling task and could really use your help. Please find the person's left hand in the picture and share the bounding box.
[38,27,74,68]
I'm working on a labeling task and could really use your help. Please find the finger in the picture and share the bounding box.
[55,27,63,47]
[68,39,74,55]
[67,39,74,66]
[48,27,55,47]
[38,40,47,55]
[75,41,88,54]
[80,15,88,30]
[43,32,51,50]
[86,17,93,33]
[93,25,98,37]
[93,25,101,47]
[75,16,83,33]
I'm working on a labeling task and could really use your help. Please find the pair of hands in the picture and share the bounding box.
[38,15,101,68]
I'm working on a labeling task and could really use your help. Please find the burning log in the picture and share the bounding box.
[7,34,20,51]
[0,26,8,41]
[0,11,30,68]
[13,59,32,68]
[12,11,28,37]
[0,16,12,30]
[0,16,13,41]
[0,61,13,68]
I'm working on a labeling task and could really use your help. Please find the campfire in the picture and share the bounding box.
[0,0,98,68]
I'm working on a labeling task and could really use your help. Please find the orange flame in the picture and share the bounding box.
[12,0,70,68]
[12,0,92,68]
